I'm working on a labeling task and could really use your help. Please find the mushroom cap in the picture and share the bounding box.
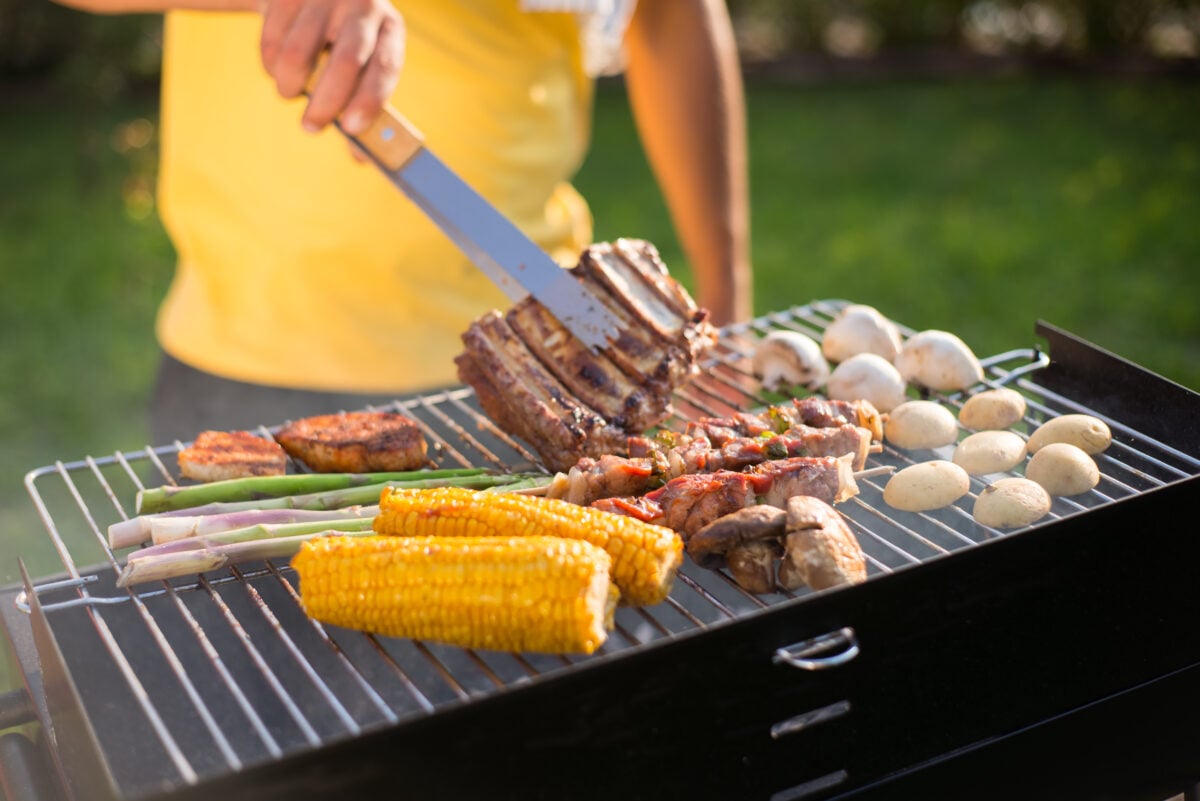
[821,304,902,363]
[726,540,784,594]
[752,330,831,392]
[781,495,866,590]
[685,505,788,569]
[894,329,984,392]
[826,353,908,412]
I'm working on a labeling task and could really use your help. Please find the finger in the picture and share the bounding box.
[339,14,404,136]
[272,1,334,102]
[301,21,374,132]
[259,0,301,74]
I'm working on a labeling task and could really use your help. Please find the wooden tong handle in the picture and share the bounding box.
[304,53,423,171]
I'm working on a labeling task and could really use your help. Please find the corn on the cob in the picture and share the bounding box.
[291,535,618,655]
[374,486,683,607]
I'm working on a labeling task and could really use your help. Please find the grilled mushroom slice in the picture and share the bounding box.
[752,330,830,393]
[777,496,866,591]
[686,505,787,594]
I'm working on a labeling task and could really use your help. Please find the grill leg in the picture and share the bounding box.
[0,731,60,801]
[0,692,35,732]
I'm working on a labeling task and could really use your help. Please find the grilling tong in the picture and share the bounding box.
[304,58,623,352]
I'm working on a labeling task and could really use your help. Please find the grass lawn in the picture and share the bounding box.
[1,72,1197,590]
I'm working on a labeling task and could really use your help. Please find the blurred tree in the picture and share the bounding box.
[1,1,1196,101]
[724,0,1199,58]
[0,0,160,95]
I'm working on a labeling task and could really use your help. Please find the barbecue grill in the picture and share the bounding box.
[2,299,1198,801]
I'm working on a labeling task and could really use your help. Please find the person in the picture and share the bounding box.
[52,0,752,443]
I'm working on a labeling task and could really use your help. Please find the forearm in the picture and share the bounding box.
[624,0,752,325]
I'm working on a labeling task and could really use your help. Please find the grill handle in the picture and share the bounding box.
[772,627,859,671]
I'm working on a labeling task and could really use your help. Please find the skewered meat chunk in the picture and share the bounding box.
[547,423,875,507]
[292,535,617,655]
[646,472,757,538]
[178,430,287,481]
[745,454,859,509]
[695,399,883,448]
[455,239,717,472]
[600,455,860,539]
[780,398,884,443]
[274,411,428,473]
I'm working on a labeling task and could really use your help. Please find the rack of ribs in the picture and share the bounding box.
[455,239,717,472]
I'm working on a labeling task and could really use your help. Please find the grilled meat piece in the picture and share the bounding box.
[548,453,668,507]
[547,425,873,507]
[777,398,884,443]
[684,413,775,445]
[572,239,714,390]
[178,430,287,481]
[456,311,629,472]
[646,472,757,538]
[746,455,859,509]
[596,455,860,538]
[688,405,879,466]
[778,495,866,591]
[456,239,717,471]
[505,296,671,432]
[590,495,665,524]
[274,411,428,473]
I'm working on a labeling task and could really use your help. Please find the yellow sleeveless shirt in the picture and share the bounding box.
[156,1,594,392]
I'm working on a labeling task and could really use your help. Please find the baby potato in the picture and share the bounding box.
[884,401,959,450]
[958,388,1027,431]
[1025,442,1100,496]
[972,477,1051,529]
[1027,414,1112,455]
[952,430,1027,475]
[883,460,970,512]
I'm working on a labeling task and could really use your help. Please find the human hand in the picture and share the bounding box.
[258,0,404,141]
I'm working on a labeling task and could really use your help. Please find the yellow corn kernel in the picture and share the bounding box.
[375,486,683,607]
[291,535,617,655]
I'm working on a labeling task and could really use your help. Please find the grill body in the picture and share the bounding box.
[2,305,1198,801]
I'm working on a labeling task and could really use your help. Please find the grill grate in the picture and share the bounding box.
[12,300,1200,800]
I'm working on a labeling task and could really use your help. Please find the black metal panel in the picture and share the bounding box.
[832,663,1200,801]
[1036,320,1200,456]
[154,475,1200,801]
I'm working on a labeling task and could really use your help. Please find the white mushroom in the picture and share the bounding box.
[825,353,908,412]
[821,304,903,363]
[894,330,984,392]
[752,330,830,392]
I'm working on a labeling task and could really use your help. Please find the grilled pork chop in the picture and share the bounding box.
[178,430,287,482]
[273,411,428,473]
[455,239,717,471]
